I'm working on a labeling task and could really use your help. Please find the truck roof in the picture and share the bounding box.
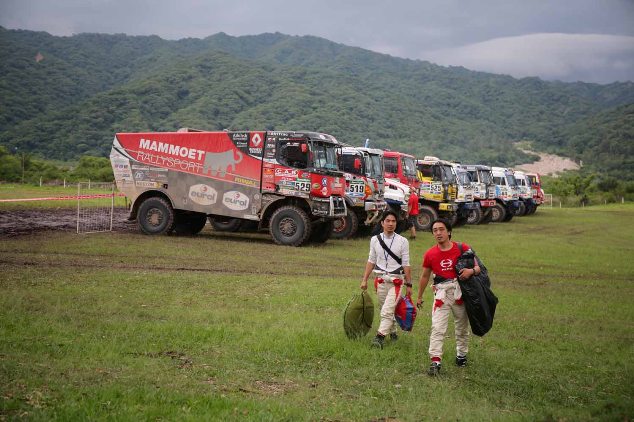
[458,164,492,171]
[417,156,453,166]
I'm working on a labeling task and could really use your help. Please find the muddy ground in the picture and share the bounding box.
[0,207,137,237]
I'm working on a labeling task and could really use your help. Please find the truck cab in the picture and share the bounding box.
[451,163,481,226]
[110,129,346,246]
[512,170,536,216]
[490,166,520,222]
[332,146,387,238]
[414,156,458,231]
[458,164,497,224]
[526,172,544,214]
[383,151,419,188]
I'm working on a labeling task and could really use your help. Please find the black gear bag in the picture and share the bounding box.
[454,243,498,336]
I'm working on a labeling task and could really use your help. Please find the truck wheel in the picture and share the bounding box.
[479,208,493,224]
[503,208,514,222]
[173,212,207,235]
[414,205,437,231]
[331,211,359,239]
[137,197,175,235]
[310,220,333,244]
[490,203,506,223]
[209,216,242,232]
[448,212,458,227]
[467,207,482,225]
[269,205,312,246]
[514,201,526,216]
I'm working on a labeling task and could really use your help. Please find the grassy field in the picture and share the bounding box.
[1,204,633,421]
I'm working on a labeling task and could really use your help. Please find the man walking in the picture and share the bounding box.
[361,211,412,349]
[407,185,419,239]
[416,219,481,375]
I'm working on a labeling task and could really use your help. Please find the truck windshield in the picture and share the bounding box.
[479,170,492,184]
[340,153,364,175]
[311,141,340,171]
[506,174,517,186]
[457,170,471,184]
[402,157,417,178]
[369,154,384,181]
[441,165,456,183]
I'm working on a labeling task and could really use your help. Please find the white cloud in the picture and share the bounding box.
[421,33,634,83]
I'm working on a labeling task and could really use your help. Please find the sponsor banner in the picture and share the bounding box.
[188,184,218,206]
[135,181,162,188]
[275,168,298,178]
[112,157,133,181]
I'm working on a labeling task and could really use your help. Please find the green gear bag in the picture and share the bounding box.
[343,290,374,339]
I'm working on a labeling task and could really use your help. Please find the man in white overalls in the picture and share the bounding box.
[361,211,412,349]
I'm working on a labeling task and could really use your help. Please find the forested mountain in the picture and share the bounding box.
[1,27,633,177]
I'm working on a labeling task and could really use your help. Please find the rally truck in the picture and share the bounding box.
[414,156,459,231]
[525,172,544,214]
[458,164,497,224]
[512,169,536,216]
[490,166,521,222]
[331,146,387,239]
[383,150,419,188]
[450,163,481,226]
[110,129,347,246]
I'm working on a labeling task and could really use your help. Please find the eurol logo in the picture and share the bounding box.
[223,191,249,211]
[189,184,218,206]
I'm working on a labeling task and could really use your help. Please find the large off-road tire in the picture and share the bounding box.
[490,203,506,223]
[173,212,207,235]
[209,216,242,232]
[310,220,333,244]
[414,205,438,231]
[479,208,493,224]
[269,205,312,246]
[137,197,175,235]
[454,213,468,227]
[514,201,526,216]
[448,212,459,227]
[503,207,514,222]
[527,204,538,215]
[331,210,359,239]
[467,206,483,225]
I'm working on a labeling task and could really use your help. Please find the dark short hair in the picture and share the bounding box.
[431,218,452,239]
[380,210,399,222]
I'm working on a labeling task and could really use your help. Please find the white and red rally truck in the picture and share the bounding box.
[110,129,347,246]
[331,146,387,238]
[526,172,544,214]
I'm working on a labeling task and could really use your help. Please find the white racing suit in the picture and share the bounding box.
[429,278,469,360]
[374,273,404,336]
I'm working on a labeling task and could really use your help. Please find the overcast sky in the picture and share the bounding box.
[2,0,634,84]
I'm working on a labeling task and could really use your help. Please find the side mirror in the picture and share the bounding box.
[301,144,308,153]
[354,158,361,170]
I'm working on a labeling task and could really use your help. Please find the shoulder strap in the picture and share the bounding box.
[375,235,402,265]
[458,242,464,253]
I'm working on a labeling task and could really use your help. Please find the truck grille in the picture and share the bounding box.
[332,196,346,216]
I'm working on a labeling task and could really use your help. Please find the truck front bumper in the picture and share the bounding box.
[312,196,347,217]
[438,203,458,212]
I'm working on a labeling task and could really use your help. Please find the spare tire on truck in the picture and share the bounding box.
[269,205,312,246]
[137,197,175,235]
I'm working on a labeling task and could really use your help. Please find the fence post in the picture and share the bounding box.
[623,197,625,204]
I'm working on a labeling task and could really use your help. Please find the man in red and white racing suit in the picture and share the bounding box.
[416,218,481,375]
[361,211,412,349]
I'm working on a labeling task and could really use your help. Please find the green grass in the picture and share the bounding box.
[0,184,127,209]
[1,205,633,420]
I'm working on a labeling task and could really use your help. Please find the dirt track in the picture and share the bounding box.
[0,208,136,237]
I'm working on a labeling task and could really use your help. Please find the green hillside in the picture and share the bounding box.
[0,27,633,175]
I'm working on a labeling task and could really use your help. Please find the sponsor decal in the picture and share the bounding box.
[275,168,298,177]
[321,177,327,187]
[233,176,258,187]
[223,191,249,211]
[250,133,263,148]
[139,138,205,160]
[312,183,321,190]
[135,181,161,188]
[134,171,147,180]
[263,167,274,175]
[440,259,453,269]
[189,184,218,206]
[321,186,328,196]
[300,172,310,179]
